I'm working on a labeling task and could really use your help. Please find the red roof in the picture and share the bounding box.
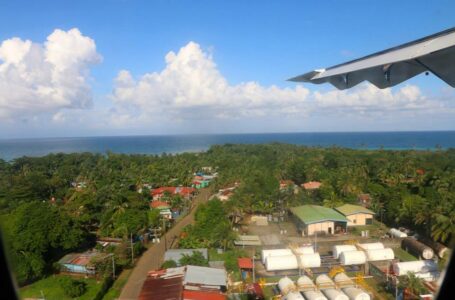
[237,258,253,269]
[183,290,226,300]
[150,201,170,209]
[302,181,322,190]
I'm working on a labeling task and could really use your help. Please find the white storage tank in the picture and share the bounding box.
[315,274,335,289]
[389,228,407,238]
[322,288,349,300]
[357,242,384,250]
[393,260,438,276]
[333,245,357,259]
[297,275,316,291]
[342,287,370,300]
[339,250,367,265]
[266,254,298,271]
[296,246,315,255]
[365,248,395,261]
[333,272,354,287]
[298,253,322,268]
[278,276,296,295]
[303,290,328,300]
[262,249,293,264]
[284,291,305,300]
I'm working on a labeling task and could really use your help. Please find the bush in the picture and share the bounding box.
[59,277,87,298]
[161,260,178,269]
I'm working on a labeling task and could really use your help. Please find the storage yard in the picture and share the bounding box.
[230,214,449,300]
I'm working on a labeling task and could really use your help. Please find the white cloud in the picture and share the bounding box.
[111,41,450,126]
[0,28,101,120]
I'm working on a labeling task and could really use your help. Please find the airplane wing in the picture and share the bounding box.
[289,27,455,90]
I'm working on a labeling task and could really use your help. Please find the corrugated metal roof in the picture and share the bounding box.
[290,205,348,224]
[335,204,375,216]
[139,275,183,300]
[184,265,227,288]
[164,249,208,264]
[183,290,226,300]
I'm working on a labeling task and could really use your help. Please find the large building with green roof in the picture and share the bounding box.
[335,204,375,226]
[289,205,348,236]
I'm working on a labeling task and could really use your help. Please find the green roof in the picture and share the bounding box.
[335,204,375,216]
[290,205,348,224]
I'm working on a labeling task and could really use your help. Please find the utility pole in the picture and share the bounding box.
[112,254,116,279]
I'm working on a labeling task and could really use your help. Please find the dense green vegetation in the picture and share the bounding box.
[0,144,454,286]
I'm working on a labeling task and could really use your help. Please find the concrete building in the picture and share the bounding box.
[335,204,375,226]
[290,205,348,236]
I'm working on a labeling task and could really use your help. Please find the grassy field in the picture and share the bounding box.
[20,275,103,300]
[394,247,418,261]
[102,269,132,300]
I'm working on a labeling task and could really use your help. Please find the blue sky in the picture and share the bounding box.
[0,0,454,138]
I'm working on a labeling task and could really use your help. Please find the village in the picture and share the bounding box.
[49,167,448,300]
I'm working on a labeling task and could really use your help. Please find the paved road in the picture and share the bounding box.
[119,188,211,300]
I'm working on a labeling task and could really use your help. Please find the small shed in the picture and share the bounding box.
[58,251,100,275]
[335,204,375,226]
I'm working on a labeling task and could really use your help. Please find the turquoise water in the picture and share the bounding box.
[0,131,454,161]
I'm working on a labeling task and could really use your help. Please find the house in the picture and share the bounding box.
[58,251,106,275]
[184,265,227,292]
[279,180,295,190]
[335,204,375,226]
[290,205,348,236]
[151,187,196,200]
[218,189,234,201]
[164,249,208,266]
[357,193,372,207]
[192,180,210,189]
[139,266,227,300]
[140,267,185,300]
[301,181,322,190]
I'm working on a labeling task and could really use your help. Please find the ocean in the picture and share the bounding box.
[0,131,454,161]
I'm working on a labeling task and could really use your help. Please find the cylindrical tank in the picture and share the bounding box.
[278,277,296,295]
[315,274,335,289]
[333,272,354,287]
[284,291,305,300]
[262,249,293,264]
[401,237,434,259]
[365,248,395,261]
[418,237,449,259]
[339,250,367,265]
[333,245,357,259]
[298,253,321,268]
[297,275,316,291]
[303,290,328,300]
[322,288,349,300]
[266,255,298,271]
[357,242,384,250]
[389,228,407,238]
[296,246,315,255]
[392,260,438,276]
[342,287,370,300]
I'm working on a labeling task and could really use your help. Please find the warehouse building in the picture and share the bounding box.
[335,204,375,226]
[290,205,348,236]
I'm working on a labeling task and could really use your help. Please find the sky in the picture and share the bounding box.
[0,0,455,138]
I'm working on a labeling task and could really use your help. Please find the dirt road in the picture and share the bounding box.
[118,188,211,300]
